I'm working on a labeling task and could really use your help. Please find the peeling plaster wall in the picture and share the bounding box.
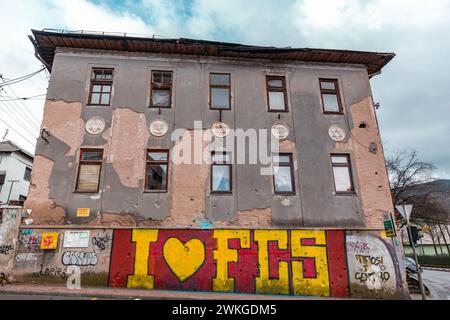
[26,48,392,230]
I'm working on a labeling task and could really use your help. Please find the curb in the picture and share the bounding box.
[422,266,450,272]
[0,285,331,300]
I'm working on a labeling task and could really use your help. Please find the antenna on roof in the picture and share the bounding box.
[2,129,8,141]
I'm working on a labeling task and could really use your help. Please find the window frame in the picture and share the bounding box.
[319,78,343,114]
[23,167,31,182]
[149,70,173,108]
[330,154,355,195]
[75,148,104,193]
[210,151,232,194]
[144,149,169,193]
[272,153,296,195]
[266,75,288,112]
[209,73,231,110]
[88,68,114,106]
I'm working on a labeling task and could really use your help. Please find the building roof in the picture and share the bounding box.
[0,140,34,160]
[29,29,395,77]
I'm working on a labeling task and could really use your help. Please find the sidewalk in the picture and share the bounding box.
[0,283,332,300]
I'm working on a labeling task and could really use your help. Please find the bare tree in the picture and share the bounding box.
[386,149,436,206]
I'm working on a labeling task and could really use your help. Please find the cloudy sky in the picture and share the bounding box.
[0,0,449,178]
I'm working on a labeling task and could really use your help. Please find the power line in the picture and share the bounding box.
[0,93,45,101]
[2,84,43,127]
[0,117,36,148]
[0,86,42,130]
[0,97,41,132]
[0,67,45,88]
[0,101,40,139]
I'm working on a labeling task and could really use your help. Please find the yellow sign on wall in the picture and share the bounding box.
[76,208,90,217]
[40,232,59,250]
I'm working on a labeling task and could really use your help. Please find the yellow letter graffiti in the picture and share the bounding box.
[213,230,251,292]
[290,230,330,296]
[254,230,289,295]
[127,229,158,289]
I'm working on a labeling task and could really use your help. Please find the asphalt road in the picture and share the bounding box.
[421,269,450,300]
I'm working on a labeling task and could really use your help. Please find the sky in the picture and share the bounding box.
[0,0,449,178]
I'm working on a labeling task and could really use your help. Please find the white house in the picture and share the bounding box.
[0,140,34,206]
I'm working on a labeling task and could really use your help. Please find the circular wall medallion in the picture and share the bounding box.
[328,124,346,142]
[150,120,169,137]
[271,123,289,140]
[211,121,231,138]
[85,117,106,135]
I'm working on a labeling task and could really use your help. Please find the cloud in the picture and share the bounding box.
[0,0,448,178]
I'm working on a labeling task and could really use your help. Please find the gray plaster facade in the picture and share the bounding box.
[27,46,393,229]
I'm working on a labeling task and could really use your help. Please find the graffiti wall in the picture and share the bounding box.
[12,227,407,299]
[14,228,112,286]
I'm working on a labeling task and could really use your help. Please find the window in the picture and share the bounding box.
[273,153,295,194]
[211,151,231,193]
[150,71,173,108]
[0,171,5,193]
[75,149,103,192]
[331,154,355,193]
[145,150,169,192]
[23,167,31,181]
[88,68,113,105]
[266,76,288,111]
[210,73,231,110]
[319,79,343,113]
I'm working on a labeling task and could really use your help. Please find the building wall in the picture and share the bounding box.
[0,152,32,204]
[12,226,408,299]
[25,48,393,229]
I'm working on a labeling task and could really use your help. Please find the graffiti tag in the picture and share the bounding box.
[354,254,390,289]
[347,241,370,254]
[32,264,67,280]
[0,244,13,255]
[62,251,98,266]
[15,253,38,262]
[92,234,111,251]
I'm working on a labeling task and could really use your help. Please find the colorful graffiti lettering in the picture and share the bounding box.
[18,232,41,252]
[108,229,349,297]
[61,251,98,266]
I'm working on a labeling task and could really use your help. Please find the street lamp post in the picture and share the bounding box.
[396,204,426,300]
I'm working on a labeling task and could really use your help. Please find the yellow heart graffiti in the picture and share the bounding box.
[163,238,205,282]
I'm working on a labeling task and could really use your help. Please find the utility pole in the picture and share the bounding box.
[396,204,426,300]
[2,129,8,141]
[6,179,20,204]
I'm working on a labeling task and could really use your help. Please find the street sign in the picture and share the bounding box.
[395,204,413,222]
[383,212,396,237]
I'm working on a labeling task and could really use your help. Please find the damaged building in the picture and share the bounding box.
[1,29,409,298]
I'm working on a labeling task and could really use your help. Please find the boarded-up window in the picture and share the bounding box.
[150,71,173,108]
[75,149,103,192]
[88,68,113,106]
